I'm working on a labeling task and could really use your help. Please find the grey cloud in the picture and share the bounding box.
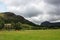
[48,7,60,15]
[11,7,42,18]
[44,0,60,6]
[5,0,43,18]
[23,7,42,18]
[8,0,41,6]
[48,15,60,21]
[46,7,60,22]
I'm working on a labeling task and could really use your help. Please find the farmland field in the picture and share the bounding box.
[0,29,60,40]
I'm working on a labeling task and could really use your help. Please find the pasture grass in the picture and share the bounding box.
[0,29,60,40]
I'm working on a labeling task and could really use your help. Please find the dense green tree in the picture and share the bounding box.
[0,19,4,30]
[15,22,22,30]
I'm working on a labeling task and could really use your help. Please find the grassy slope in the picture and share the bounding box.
[0,13,5,17]
[0,30,60,40]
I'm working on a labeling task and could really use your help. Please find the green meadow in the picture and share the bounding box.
[0,29,60,40]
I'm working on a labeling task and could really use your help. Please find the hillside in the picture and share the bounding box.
[0,12,39,30]
[0,12,35,24]
[40,21,60,29]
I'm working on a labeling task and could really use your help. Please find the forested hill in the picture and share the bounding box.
[40,21,60,29]
[0,12,39,30]
[0,12,39,26]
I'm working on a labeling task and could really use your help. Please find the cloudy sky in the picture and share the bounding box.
[0,0,60,24]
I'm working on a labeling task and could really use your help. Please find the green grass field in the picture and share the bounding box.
[0,29,60,40]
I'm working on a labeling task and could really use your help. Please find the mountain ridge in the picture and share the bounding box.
[0,12,60,30]
[0,12,39,26]
[40,21,60,29]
